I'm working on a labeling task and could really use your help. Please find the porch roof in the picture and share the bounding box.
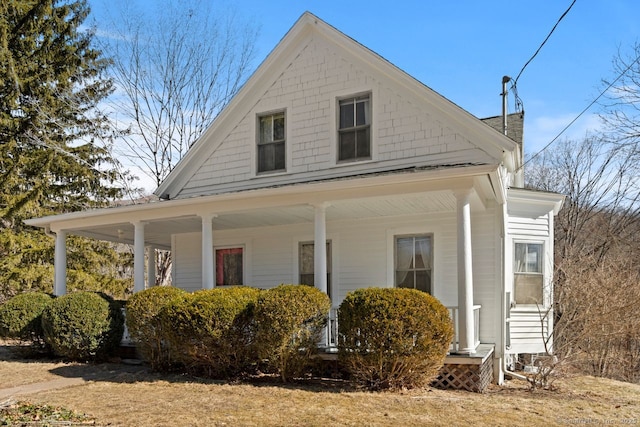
[25,164,503,250]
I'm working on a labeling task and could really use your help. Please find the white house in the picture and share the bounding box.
[26,12,563,391]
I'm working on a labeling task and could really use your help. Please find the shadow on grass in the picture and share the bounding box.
[2,342,354,394]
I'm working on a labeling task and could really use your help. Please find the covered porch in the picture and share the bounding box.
[26,165,506,360]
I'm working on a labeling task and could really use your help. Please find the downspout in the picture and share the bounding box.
[44,225,55,238]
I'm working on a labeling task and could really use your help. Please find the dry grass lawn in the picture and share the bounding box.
[1,343,639,426]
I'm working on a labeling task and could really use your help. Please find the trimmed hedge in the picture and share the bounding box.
[160,286,262,377]
[41,292,124,361]
[254,284,331,382]
[125,286,187,370]
[338,288,453,390]
[0,292,53,351]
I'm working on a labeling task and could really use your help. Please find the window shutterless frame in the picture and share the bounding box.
[394,234,433,294]
[299,240,332,299]
[257,112,286,173]
[215,247,244,286]
[338,94,371,162]
[513,241,544,305]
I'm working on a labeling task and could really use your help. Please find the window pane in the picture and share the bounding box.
[273,115,285,141]
[339,101,354,129]
[515,242,543,273]
[355,99,369,126]
[514,274,543,304]
[416,270,431,293]
[259,116,272,144]
[300,273,314,287]
[339,132,355,160]
[356,128,370,158]
[274,141,285,170]
[396,237,414,269]
[300,243,314,274]
[396,271,414,289]
[514,243,526,273]
[527,244,542,273]
[258,143,274,172]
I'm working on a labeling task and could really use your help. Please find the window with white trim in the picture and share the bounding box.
[338,95,370,162]
[395,235,432,293]
[216,247,243,286]
[514,242,544,305]
[258,112,285,173]
[299,241,331,298]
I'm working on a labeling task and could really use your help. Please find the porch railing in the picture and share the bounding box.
[447,305,481,353]
[321,307,339,351]
[320,305,481,353]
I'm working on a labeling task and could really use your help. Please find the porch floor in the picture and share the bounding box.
[317,343,495,364]
[446,343,495,365]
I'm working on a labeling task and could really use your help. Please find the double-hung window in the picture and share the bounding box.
[395,235,432,294]
[514,242,544,305]
[216,247,243,286]
[299,241,332,299]
[338,95,370,162]
[258,112,285,173]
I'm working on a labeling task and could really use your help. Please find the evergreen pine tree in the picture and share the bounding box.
[0,0,133,301]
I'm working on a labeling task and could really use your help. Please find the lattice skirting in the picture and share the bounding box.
[432,354,494,393]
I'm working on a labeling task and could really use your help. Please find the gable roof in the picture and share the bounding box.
[155,12,519,200]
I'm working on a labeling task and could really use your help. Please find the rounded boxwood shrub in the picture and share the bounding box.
[0,292,54,351]
[338,287,454,390]
[160,286,262,377]
[125,286,187,370]
[41,291,124,361]
[253,284,331,382]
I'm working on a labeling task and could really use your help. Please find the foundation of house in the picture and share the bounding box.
[433,344,495,393]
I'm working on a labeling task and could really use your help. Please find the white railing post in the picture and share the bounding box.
[448,306,459,353]
[473,305,481,348]
[321,308,338,351]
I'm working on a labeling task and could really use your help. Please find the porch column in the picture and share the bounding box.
[456,189,476,354]
[54,230,67,296]
[313,203,328,295]
[133,221,146,293]
[200,213,216,290]
[147,245,156,287]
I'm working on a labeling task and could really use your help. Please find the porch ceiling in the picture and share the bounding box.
[68,190,458,250]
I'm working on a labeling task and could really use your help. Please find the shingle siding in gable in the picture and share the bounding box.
[175,36,497,199]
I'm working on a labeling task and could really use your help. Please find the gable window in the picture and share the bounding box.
[514,242,544,305]
[258,112,285,173]
[216,247,243,286]
[395,235,432,293]
[338,95,370,162]
[299,241,331,298]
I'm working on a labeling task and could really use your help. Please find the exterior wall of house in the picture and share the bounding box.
[505,200,555,355]
[175,34,497,199]
[170,205,501,345]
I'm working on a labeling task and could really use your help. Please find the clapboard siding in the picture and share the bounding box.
[506,195,555,354]
[172,232,202,293]
[507,215,549,236]
[471,207,499,344]
[508,310,551,354]
[170,206,500,345]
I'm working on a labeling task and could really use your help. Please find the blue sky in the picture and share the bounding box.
[89,0,640,157]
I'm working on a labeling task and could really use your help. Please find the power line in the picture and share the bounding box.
[514,0,577,85]
[518,53,640,172]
